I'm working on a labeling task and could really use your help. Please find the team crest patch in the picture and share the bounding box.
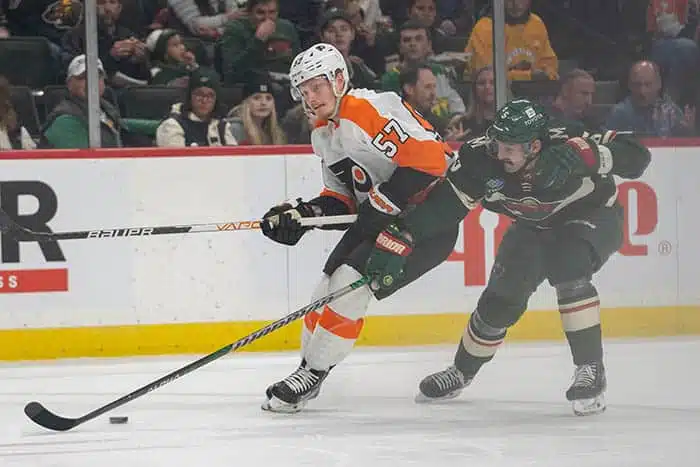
[485,178,505,195]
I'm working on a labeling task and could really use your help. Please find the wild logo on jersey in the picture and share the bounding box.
[484,178,596,222]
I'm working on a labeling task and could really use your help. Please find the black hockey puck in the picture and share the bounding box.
[109,416,128,424]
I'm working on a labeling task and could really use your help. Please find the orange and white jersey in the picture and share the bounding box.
[311,88,455,213]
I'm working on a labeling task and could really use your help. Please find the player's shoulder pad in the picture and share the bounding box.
[337,89,400,129]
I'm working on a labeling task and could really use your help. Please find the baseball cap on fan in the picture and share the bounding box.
[66,54,105,81]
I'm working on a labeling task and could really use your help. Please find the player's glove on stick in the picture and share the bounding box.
[533,137,611,190]
[365,223,414,291]
[261,198,318,246]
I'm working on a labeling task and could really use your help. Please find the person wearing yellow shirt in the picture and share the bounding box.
[464,0,558,81]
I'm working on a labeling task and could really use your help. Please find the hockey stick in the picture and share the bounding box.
[6,214,358,242]
[24,275,371,432]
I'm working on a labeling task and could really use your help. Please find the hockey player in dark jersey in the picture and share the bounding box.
[364,98,651,415]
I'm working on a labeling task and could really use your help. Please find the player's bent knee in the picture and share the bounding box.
[554,278,595,301]
[475,289,528,329]
[554,278,600,332]
[326,265,372,322]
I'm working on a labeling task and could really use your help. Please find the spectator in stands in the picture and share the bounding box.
[118,0,165,37]
[278,0,326,47]
[318,7,377,89]
[5,0,83,48]
[146,28,201,86]
[0,4,8,37]
[41,54,158,148]
[4,0,83,71]
[281,103,315,144]
[464,0,558,81]
[62,0,150,87]
[0,76,36,150]
[343,0,386,75]
[374,0,456,73]
[605,60,695,137]
[165,0,245,40]
[444,65,498,141]
[227,74,287,145]
[548,69,601,129]
[352,0,384,36]
[647,0,700,102]
[381,21,465,120]
[156,68,237,147]
[219,0,301,85]
[398,62,445,135]
[409,0,458,42]
[437,0,475,36]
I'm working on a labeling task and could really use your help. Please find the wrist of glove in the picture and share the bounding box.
[352,186,402,240]
[533,137,611,190]
[261,198,319,246]
[365,223,414,291]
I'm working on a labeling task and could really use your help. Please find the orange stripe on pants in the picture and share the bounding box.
[317,305,364,339]
[304,310,321,333]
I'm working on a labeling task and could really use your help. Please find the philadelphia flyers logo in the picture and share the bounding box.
[352,166,367,185]
[330,158,373,193]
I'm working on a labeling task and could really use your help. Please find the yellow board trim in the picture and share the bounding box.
[1,306,699,361]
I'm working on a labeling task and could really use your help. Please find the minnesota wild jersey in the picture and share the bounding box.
[401,121,651,240]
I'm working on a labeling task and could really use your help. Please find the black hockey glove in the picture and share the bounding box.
[261,198,318,246]
[533,137,610,190]
[350,196,396,241]
[365,223,414,291]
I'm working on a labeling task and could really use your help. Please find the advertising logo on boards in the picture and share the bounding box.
[448,181,665,286]
[0,181,68,294]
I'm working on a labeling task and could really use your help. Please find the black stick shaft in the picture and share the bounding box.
[11,214,358,242]
[24,276,370,431]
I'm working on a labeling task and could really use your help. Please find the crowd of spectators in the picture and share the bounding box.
[0,0,698,150]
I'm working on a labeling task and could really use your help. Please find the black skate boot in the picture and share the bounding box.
[566,361,607,416]
[261,361,329,413]
[415,365,473,403]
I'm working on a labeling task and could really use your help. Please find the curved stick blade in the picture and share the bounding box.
[24,401,81,432]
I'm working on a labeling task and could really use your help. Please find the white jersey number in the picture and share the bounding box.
[371,119,409,158]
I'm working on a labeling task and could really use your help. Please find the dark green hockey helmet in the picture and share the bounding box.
[486,99,548,144]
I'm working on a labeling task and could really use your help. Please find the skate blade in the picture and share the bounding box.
[572,394,606,416]
[414,389,463,404]
[261,396,307,414]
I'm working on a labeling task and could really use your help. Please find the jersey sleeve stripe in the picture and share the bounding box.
[320,188,357,213]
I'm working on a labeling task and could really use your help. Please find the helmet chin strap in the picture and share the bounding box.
[329,77,348,120]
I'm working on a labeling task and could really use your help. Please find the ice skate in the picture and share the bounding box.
[567,361,606,416]
[261,362,329,413]
[415,365,472,403]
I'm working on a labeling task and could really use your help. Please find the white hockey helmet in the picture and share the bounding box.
[289,43,350,102]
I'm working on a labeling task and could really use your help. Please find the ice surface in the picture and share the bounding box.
[0,338,698,467]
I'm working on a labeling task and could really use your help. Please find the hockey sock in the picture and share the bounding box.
[557,281,603,365]
[303,265,372,370]
[454,310,506,377]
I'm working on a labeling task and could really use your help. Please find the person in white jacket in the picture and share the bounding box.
[0,75,36,150]
[156,68,238,147]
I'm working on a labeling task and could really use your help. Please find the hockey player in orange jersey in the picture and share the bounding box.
[259,43,458,413]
